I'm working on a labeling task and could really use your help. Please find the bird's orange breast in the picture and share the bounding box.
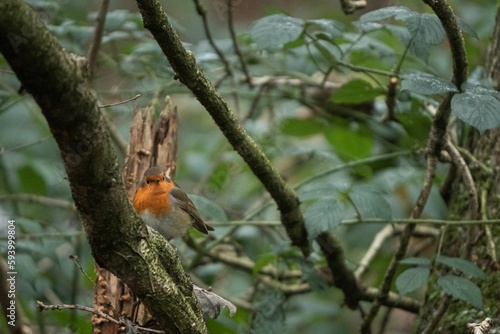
[132,181,174,217]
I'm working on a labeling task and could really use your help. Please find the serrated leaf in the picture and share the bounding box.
[401,72,458,95]
[386,24,411,45]
[250,14,304,49]
[438,275,483,309]
[396,267,430,295]
[451,85,500,133]
[189,194,228,222]
[331,79,385,103]
[457,17,479,40]
[400,257,431,266]
[360,6,415,22]
[354,20,384,33]
[253,288,286,334]
[299,183,338,201]
[304,198,343,239]
[349,188,392,221]
[436,256,487,280]
[300,260,329,291]
[306,19,345,38]
[409,40,431,60]
[406,14,445,45]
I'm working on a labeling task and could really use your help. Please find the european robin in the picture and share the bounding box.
[132,166,214,240]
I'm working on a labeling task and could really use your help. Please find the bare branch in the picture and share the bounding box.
[0,194,75,210]
[227,0,252,88]
[87,0,111,74]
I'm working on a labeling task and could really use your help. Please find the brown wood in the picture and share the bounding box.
[92,97,179,333]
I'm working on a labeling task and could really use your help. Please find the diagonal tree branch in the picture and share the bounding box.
[134,0,365,310]
[134,0,311,257]
[0,1,205,333]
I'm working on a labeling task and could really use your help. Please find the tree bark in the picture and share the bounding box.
[0,1,205,333]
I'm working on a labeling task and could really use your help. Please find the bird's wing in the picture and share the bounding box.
[169,187,214,234]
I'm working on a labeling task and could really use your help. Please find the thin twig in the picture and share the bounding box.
[37,301,119,324]
[227,0,252,88]
[69,255,97,287]
[337,60,396,77]
[87,0,111,74]
[481,181,497,262]
[295,150,412,189]
[420,295,452,334]
[208,217,500,227]
[355,225,395,279]
[0,135,51,155]
[445,139,479,218]
[0,194,75,210]
[192,0,232,76]
[36,301,164,333]
[101,110,128,155]
[98,93,141,108]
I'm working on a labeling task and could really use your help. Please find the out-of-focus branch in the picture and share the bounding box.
[87,0,111,74]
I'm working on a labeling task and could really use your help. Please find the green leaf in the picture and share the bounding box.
[451,84,500,133]
[188,194,228,222]
[401,72,458,95]
[398,112,432,144]
[331,79,385,103]
[396,267,430,295]
[438,275,483,309]
[324,122,374,160]
[400,257,431,266]
[436,256,487,280]
[306,19,345,38]
[299,183,338,201]
[280,118,327,137]
[311,39,338,67]
[349,188,392,222]
[406,14,445,45]
[360,6,415,22]
[250,14,304,49]
[304,198,343,239]
[18,165,46,195]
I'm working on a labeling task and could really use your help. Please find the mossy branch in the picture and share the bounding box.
[0,1,205,333]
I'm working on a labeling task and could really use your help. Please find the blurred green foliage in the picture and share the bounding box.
[0,0,497,332]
